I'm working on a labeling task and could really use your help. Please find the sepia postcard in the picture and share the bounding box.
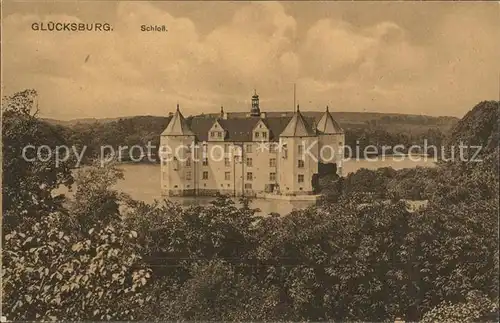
[1,1,499,322]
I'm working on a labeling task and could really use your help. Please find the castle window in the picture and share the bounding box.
[202,158,208,166]
[225,172,230,181]
[217,131,222,138]
[211,131,215,137]
[255,132,260,138]
[269,143,276,153]
[298,144,304,156]
[173,157,178,171]
[186,171,192,180]
[298,174,304,183]
[246,144,252,153]
[224,144,230,153]
[262,132,267,138]
[185,158,191,167]
[269,158,276,167]
[298,159,305,168]
[245,183,252,189]
[246,172,253,181]
[224,158,230,167]
[259,124,262,128]
[246,158,253,167]
[202,171,208,180]
[269,172,276,181]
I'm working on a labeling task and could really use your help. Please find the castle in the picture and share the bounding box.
[159,92,344,197]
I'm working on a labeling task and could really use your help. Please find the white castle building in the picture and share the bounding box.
[159,92,344,197]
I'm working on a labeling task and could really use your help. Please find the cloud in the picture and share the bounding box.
[2,2,498,119]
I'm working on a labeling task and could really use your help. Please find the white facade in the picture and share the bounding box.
[160,97,344,197]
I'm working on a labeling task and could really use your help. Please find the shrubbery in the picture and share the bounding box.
[2,91,498,321]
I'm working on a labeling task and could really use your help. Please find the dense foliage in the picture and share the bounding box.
[2,90,497,321]
[1,90,74,231]
[446,100,499,152]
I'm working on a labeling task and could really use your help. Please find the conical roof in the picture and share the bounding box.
[280,105,316,137]
[316,106,343,134]
[161,104,194,136]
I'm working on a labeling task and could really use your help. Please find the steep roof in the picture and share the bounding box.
[279,106,317,137]
[186,114,316,142]
[161,105,195,136]
[316,106,344,134]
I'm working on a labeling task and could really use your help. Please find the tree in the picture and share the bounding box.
[421,291,499,322]
[2,212,151,321]
[2,89,74,230]
[2,91,152,320]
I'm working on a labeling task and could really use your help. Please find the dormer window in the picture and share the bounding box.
[252,120,269,142]
[209,121,225,141]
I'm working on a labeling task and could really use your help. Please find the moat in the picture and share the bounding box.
[112,155,435,215]
[56,155,435,216]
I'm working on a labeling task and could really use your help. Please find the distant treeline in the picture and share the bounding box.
[41,112,459,164]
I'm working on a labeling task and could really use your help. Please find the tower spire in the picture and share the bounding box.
[250,90,260,117]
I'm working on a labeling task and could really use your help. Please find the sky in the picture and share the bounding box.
[2,1,499,120]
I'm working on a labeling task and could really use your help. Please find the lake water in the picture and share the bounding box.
[101,156,435,215]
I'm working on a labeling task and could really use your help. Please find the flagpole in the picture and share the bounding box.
[293,83,296,113]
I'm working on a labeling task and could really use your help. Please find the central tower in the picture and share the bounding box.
[250,89,260,117]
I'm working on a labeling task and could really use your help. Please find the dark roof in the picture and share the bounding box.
[187,115,317,142]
